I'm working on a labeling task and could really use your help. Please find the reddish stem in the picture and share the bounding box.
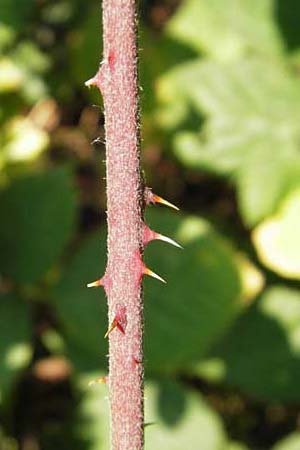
[88,0,144,448]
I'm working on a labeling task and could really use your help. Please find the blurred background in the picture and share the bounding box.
[1,0,300,449]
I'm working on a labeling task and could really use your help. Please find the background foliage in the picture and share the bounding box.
[1,0,300,449]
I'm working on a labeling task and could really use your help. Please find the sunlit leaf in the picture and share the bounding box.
[253,189,300,278]
[157,58,300,225]
[272,434,300,450]
[166,0,283,60]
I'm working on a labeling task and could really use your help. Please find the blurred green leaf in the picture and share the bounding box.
[144,211,241,373]
[0,293,32,402]
[206,286,300,402]
[157,58,300,225]
[1,116,49,168]
[9,42,50,103]
[11,42,50,74]
[73,373,110,450]
[144,381,227,450]
[0,0,34,31]
[0,167,76,284]
[69,5,102,89]
[272,433,300,450]
[0,24,15,52]
[0,59,23,93]
[166,0,283,60]
[41,1,74,25]
[139,27,197,117]
[0,427,18,450]
[236,149,300,227]
[253,189,300,279]
[50,231,108,372]
[227,443,250,450]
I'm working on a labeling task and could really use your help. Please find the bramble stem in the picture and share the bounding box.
[89,0,144,448]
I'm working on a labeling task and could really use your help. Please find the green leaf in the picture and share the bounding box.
[0,24,15,52]
[0,293,32,402]
[0,0,34,31]
[72,373,110,450]
[0,427,18,450]
[0,167,76,284]
[50,231,108,372]
[272,434,300,450]
[9,42,50,103]
[1,116,49,166]
[207,286,300,403]
[253,189,300,278]
[158,58,300,225]
[227,443,250,450]
[144,211,241,373]
[166,0,284,60]
[0,59,23,93]
[139,28,197,117]
[237,150,300,226]
[144,381,226,450]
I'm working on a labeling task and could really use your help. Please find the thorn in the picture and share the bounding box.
[144,422,156,429]
[85,68,104,92]
[85,76,97,88]
[104,306,127,338]
[104,319,118,338]
[156,233,183,249]
[143,224,182,249]
[143,266,166,284]
[91,137,104,146]
[152,194,179,211]
[88,376,108,386]
[132,356,142,368]
[144,187,179,211]
[87,278,103,288]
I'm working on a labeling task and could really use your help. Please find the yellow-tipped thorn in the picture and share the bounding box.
[157,233,183,249]
[87,279,102,288]
[153,195,179,211]
[104,319,117,339]
[85,76,97,88]
[144,267,166,284]
[88,376,107,387]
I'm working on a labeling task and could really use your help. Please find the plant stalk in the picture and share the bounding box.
[87,0,144,448]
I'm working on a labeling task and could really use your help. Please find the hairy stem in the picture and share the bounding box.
[87,0,144,448]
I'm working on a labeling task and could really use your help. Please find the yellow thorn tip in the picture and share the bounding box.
[153,195,179,211]
[144,267,166,284]
[87,279,102,288]
[88,376,107,386]
[104,320,117,339]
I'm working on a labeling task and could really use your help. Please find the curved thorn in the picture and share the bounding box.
[104,319,118,338]
[87,278,103,288]
[157,233,183,249]
[152,194,179,211]
[143,267,166,284]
